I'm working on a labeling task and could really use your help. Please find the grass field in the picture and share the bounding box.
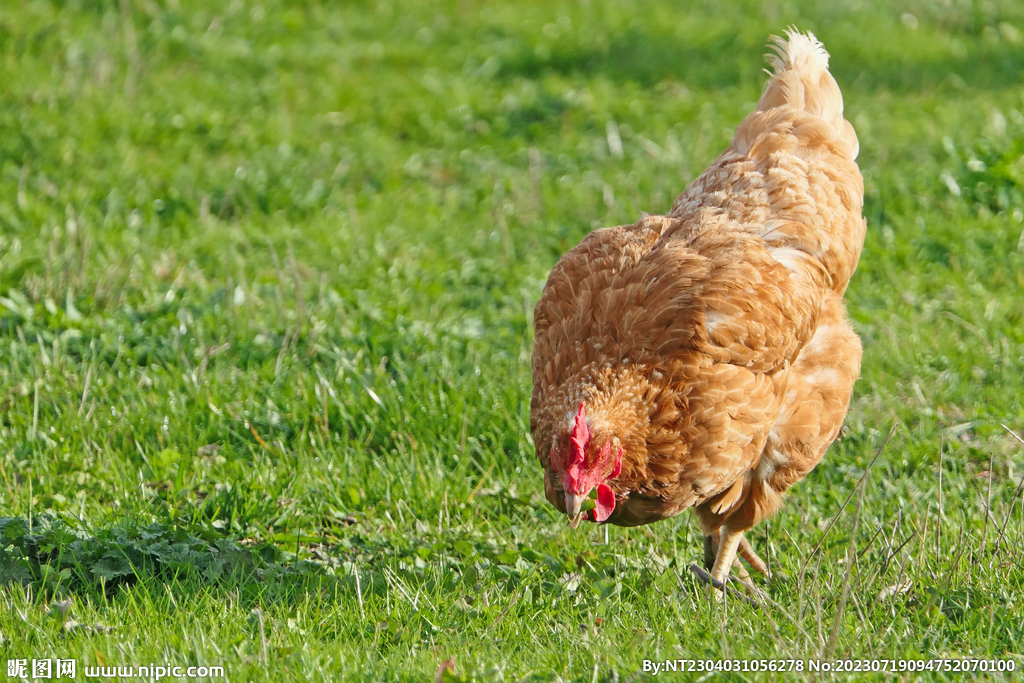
[1,0,1023,680]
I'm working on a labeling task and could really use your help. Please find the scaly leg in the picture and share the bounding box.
[710,526,744,589]
[705,530,768,583]
[693,529,760,605]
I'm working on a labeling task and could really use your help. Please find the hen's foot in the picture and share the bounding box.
[700,529,766,602]
[703,531,769,587]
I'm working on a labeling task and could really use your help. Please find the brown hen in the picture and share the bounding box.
[530,30,864,591]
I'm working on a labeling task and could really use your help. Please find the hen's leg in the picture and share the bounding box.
[710,526,745,594]
[692,529,764,603]
[706,530,769,580]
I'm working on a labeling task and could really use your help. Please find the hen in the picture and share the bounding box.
[530,30,864,592]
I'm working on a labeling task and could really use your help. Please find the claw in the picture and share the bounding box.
[688,565,758,607]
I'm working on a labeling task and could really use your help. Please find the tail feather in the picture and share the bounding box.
[756,28,858,159]
[765,30,830,82]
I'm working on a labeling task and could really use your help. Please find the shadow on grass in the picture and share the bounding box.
[0,515,343,607]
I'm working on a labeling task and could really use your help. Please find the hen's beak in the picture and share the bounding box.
[565,493,584,529]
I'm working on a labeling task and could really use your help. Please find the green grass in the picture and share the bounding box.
[1,0,1023,680]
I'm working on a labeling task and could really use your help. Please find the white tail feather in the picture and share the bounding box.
[766,28,830,79]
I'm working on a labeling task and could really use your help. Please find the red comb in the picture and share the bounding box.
[568,402,589,467]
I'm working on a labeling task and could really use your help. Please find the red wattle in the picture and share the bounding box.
[593,483,616,522]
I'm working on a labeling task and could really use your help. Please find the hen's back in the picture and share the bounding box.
[669,30,865,296]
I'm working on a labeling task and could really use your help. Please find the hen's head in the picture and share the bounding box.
[552,402,623,528]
